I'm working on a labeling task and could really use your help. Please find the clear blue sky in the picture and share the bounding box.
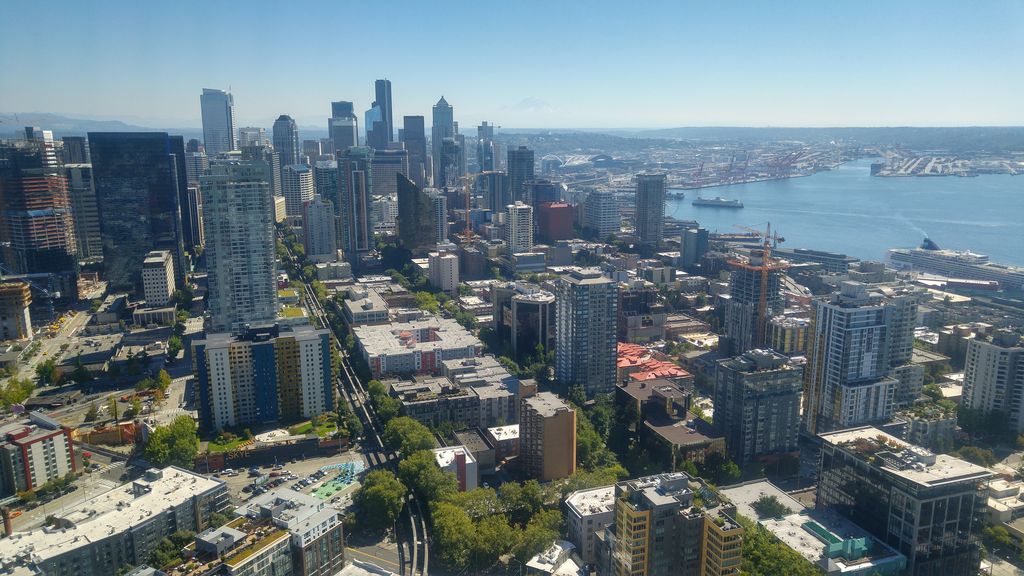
[2,0,1021,129]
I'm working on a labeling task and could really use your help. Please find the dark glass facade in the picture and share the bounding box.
[395,174,436,251]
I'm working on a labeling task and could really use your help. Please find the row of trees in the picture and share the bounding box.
[144,415,199,468]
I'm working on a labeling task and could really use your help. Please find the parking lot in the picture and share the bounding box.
[215,452,368,511]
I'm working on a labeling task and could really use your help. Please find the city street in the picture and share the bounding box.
[11,459,125,531]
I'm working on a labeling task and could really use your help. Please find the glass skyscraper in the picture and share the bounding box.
[199,88,236,156]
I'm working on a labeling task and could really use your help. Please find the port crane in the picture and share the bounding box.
[730,224,788,346]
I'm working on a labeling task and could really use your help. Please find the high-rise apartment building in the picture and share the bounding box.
[312,159,338,206]
[431,97,455,186]
[237,126,267,148]
[0,137,78,297]
[802,282,919,435]
[303,194,337,263]
[338,146,373,264]
[817,427,992,576]
[272,115,300,168]
[428,251,459,296]
[0,412,76,496]
[634,173,666,246]
[371,147,409,198]
[328,101,359,153]
[505,201,534,255]
[281,163,314,220]
[87,132,187,292]
[199,88,236,155]
[507,146,535,204]
[585,188,619,239]
[537,202,574,243]
[721,252,785,356]
[520,392,576,481]
[0,282,32,341]
[962,331,1024,432]
[402,115,428,188]
[195,324,332,431]
[432,191,448,245]
[555,268,618,398]
[374,79,393,143]
[184,150,208,185]
[240,143,282,196]
[599,472,744,576]
[141,250,175,306]
[201,159,278,333]
[714,349,802,466]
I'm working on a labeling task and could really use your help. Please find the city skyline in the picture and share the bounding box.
[2,1,1022,129]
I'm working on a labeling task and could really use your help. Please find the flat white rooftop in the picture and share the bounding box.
[566,485,615,518]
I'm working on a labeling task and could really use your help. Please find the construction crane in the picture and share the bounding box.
[0,261,60,326]
[730,224,788,346]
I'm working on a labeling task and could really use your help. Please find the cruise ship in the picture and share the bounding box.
[888,239,1024,291]
[692,196,743,208]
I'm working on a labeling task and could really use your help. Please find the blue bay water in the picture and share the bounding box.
[666,158,1024,266]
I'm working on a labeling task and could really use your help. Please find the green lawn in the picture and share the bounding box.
[207,438,247,453]
[288,420,337,437]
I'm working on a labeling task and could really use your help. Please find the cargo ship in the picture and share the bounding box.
[692,196,743,208]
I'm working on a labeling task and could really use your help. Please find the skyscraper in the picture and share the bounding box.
[371,147,408,198]
[60,136,90,164]
[402,116,427,188]
[0,136,78,299]
[714,349,802,466]
[303,195,338,263]
[88,132,187,291]
[338,147,373,264]
[313,159,338,205]
[63,163,103,262]
[374,79,393,144]
[328,101,358,153]
[476,171,509,212]
[281,164,314,220]
[237,127,266,148]
[802,282,919,435]
[431,96,455,185]
[584,188,619,239]
[555,268,618,398]
[681,227,710,269]
[436,138,462,190]
[395,174,436,251]
[505,201,534,255]
[962,331,1024,432]
[721,251,786,356]
[507,146,535,204]
[634,173,666,246]
[199,88,236,155]
[201,159,278,333]
[364,103,388,150]
[272,115,300,168]
[476,121,495,172]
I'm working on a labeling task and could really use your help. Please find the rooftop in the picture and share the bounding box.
[523,392,573,418]
[645,416,721,449]
[353,317,480,356]
[566,485,615,518]
[433,445,477,468]
[486,424,519,442]
[0,467,224,564]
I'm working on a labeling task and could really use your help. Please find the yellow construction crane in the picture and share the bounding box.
[730,223,788,346]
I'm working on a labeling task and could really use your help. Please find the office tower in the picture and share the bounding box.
[184,150,208,185]
[60,136,90,164]
[525,178,560,209]
[402,116,427,187]
[201,159,278,333]
[476,121,495,172]
[186,138,202,153]
[186,185,204,249]
[555,268,618,398]
[475,171,508,212]
[802,282,920,435]
[371,147,409,198]
[63,163,103,261]
[713,349,802,466]
[281,164,314,219]
[634,173,666,246]
[395,174,436,251]
[431,96,455,185]
[272,115,300,168]
[365,103,388,150]
[817,427,992,576]
[329,101,359,153]
[199,88,236,155]
[373,79,393,142]
[338,147,373,264]
[313,159,338,205]
[436,138,462,190]
[237,127,266,148]
[303,194,337,263]
[520,392,576,481]
[0,137,78,297]
[584,188,619,238]
[721,252,785,356]
[505,201,534,255]
[302,139,322,164]
[537,202,573,243]
[0,282,32,341]
[428,251,459,296]
[681,227,710,269]
[195,324,332,430]
[89,133,189,288]
[491,282,556,358]
[141,250,175,306]
[962,331,1024,432]
[431,190,448,245]
[507,146,535,204]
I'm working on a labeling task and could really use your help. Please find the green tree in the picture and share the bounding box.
[513,510,561,563]
[167,335,183,359]
[431,502,474,568]
[157,369,172,392]
[738,515,819,576]
[499,480,546,526]
[129,396,143,418]
[397,450,458,502]
[84,402,99,422]
[445,487,499,521]
[207,512,231,528]
[352,470,407,533]
[414,291,440,314]
[143,415,199,467]
[955,445,998,467]
[383,416,435,457]
[751,495,790,519]
[0,377,35,407]
[469,514,518,571]
[35,358,58,385]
